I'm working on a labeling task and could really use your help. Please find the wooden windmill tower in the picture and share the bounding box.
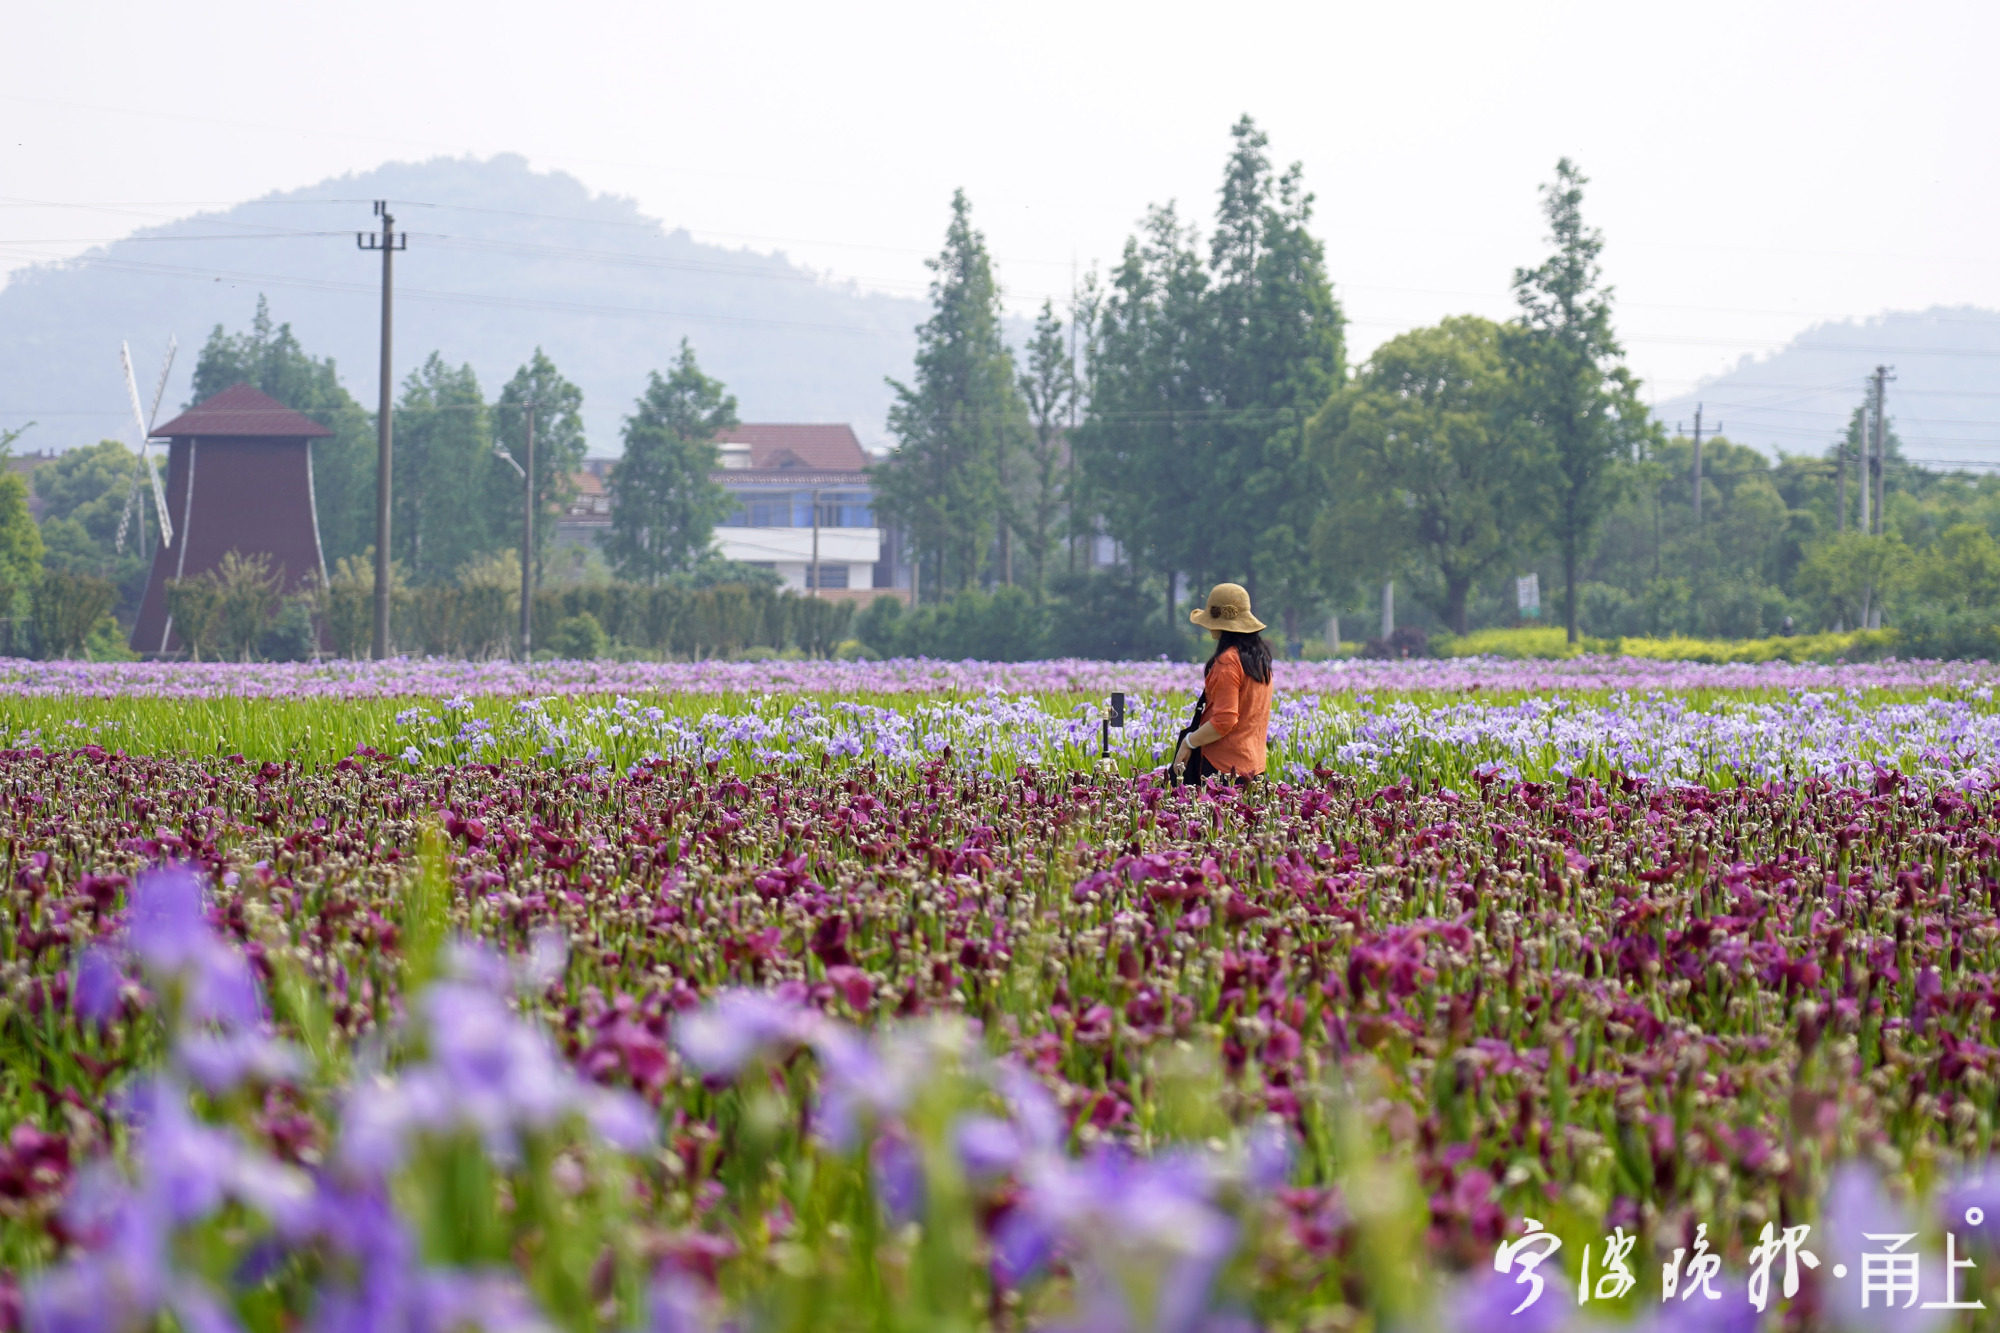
[129,383,334,656]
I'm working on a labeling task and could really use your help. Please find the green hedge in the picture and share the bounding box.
[1435,625,1903,663]
[322,581,853,660]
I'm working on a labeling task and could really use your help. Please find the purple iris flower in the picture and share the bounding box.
[124,864,211,974]
[26,1081,306,1333]
[1819,1163,1949,1333]
[1941,1166,2000,1246]
[1635,1297,1762,1333]
[409,1270,554,1333]
[101,864,262,1031]
[175,1031,304,1097]
[871,1134,925,1226]
[638,1274,731,1333]
[72,945,124,1025]
[674,990,814,1078]
[954,1115,1023,1180]
[1243,1120,1292,1193]
[994,1143,1240,1332]
[996,1063,1064,1154]
[336,958,653,1177]
[1449,1268,1574,1332]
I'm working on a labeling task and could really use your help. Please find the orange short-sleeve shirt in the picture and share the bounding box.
[1200,646,1272,776]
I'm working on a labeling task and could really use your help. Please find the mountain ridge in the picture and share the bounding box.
[0,154,927,455]
[1649,306,2000,467]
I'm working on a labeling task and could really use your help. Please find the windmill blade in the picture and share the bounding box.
[146,336,177,433]
[143,443,173,550]
[121,342,174,549]
[113,469,143,552]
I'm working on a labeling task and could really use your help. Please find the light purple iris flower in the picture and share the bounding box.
[336,942,653,1177]
[995,1144,1239,1333]
[954,1115,1023,1181]
[673,990,817,1079]
[1819,1163,1949,1333]
[75,864,265,1042]
[1448,1268,1574,1333]
[25,1080,309,1333]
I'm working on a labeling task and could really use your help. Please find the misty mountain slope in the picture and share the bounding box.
[0,155,926,453]
[1650,307,2000,468]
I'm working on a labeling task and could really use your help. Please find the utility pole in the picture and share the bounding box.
[520,402,535,659]
[1871,364,1894,535]
[809,487,821,598]
[1685,403,1720,528]
[357,202,406,660]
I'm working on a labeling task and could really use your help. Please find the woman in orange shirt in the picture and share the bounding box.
[1173,582,1274,781]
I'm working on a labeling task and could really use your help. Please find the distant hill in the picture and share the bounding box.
[1650,307,2000,470]
[0,155,927,455]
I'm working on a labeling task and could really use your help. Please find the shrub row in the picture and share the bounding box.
[320,580,855,660]
[1433,625,1905,663]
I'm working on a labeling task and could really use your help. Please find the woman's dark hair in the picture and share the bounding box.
[1206,629,1272,684]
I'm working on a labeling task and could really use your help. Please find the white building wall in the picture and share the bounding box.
[713,527,881,592]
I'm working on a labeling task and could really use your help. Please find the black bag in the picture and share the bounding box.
[1170,692,1214,787]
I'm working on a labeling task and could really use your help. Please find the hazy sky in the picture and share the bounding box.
[6,0,1998,406]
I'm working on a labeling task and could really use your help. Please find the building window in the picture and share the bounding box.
[721,488,874,529]
[806,564,849,589]
[823,493,873,527]
[745,495,794,527]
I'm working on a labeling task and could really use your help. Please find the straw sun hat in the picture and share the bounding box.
[1188,582,1267,634]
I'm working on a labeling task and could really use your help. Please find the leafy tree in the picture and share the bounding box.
[0,465,43,602]
[1796,532,1913,630]
[1076,118,1342,637]
[32,439,153,616]
[190,297,375,564]
[1914,523,2000,612]
[1075,204,1210,625]
[605,341,738,584]
[1509,159,1653,643]
[1204,116,1344,639]
[28,569,116,660]
[1017,300,1076,600]
[875,190,1027,599]
[491,350,588,578]
[1312,317,1534,634]
[393,354,495,583]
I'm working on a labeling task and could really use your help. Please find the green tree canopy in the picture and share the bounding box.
[605,341,738,584]
[32,439,153,616]
[0,471,43,606]
[1509,159,1654,643]
[1796,531,1912,630]
[491,349,589,575]
[1075,204,1210,618]
[393,354,495,583]
[1312,316,1534,634]
[1076,117,1343,637]
[874,190,1027,599]
[1017,300,1077,600]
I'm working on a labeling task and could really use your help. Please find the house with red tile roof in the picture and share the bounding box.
[556,424,912,602]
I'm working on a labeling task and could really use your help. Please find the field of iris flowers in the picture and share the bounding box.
[6,655,2000,1331]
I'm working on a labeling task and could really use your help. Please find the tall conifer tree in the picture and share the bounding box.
[605,341,737,585]
[875,191,1027,599]
[1509,158,1652,643]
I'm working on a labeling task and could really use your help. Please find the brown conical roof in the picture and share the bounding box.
[151,383,335,439]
